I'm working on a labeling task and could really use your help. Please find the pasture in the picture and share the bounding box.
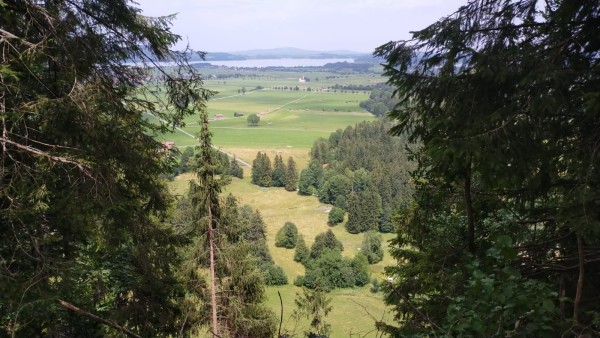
[165,68,394,337]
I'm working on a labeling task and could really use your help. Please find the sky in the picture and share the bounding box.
[135,0,468,53]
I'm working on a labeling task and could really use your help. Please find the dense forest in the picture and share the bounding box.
[359,84,398,116]
[376,1,600,336]
[298,119,414,233]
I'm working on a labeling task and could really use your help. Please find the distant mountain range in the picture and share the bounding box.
[190,47,370,61]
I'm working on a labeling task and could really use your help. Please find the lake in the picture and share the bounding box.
[202,58,354,68]
[133,58,355,68]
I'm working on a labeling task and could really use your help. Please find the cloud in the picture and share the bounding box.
[135,0,467,52]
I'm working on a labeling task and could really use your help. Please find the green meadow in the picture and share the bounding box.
[166,69,393,337]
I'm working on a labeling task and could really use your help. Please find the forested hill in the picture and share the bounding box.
[299,119,414,233]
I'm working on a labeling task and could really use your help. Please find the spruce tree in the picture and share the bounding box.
[377,0,600,334]
[260,153,273,187]
[272,154,287,187]
[230,156,244,179]
[285,157,299,191]
[0,1,210,335]
[294,235,310,265]
[189,111,225,336]
[310,229,343,259]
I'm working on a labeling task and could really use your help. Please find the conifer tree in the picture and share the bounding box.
[272,154,287,187]
[377,0,600,334]
[251,152,272,187]
[189,110,225,336]
[294,235,310,265]
[230,156,244,179]
[0,1,211,335]
[285,156,299,191]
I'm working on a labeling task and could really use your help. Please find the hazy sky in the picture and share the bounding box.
[135,0,467,53]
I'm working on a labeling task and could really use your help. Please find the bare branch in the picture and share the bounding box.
[57,299,142,338]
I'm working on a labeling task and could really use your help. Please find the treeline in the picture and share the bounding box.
[359,83,399,116]
[168,147,243,180]
[251,153,298,191]
[298,119,413,233]
[329,83,380,91]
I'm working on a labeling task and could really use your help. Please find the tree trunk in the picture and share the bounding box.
[559,272,566,321]
[464,162,475,254]
[208,207,219,337]
[573,234,585,324]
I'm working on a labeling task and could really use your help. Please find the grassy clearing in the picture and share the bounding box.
[265,285,391,338]
[164,70,395,337]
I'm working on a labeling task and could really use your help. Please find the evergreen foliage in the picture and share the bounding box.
[285,157,299,191]
[294,235,310,265]
[310,230,343,260]
[327,206,345,226]
[271,154,287,187]
[300,120,413,233]
[359,84,399,116]
[251,152,272,187]
[293,287,333,338]
[275,221,299,249]
[298,160,324,195]
[178,146,195,174]
[230,156,244,179]
[377,0,600,335]
[361,231,384,264]
[299,250,370,291]
[0,1,209,335]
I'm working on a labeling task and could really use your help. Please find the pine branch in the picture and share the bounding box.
[57,299,142,338]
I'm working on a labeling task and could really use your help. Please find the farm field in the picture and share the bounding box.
[166,69,394,337]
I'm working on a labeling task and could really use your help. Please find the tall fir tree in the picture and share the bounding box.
[272,154,287,187]
[285,156,299,191]
[0,1,211,336]
[377,0,600,334]
[230,156,244,179]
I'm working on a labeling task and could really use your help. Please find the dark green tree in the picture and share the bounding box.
[271,154,287,187]
[310,229,343,260]
[318,174,352,206]
[327,206,345,226]
[275,221,299,249]
[298,160,324,195]
[0,1,209,336]
[300,250,370,291]
[247,113,260,126]
[361,231,384,264]
[345,191,361,234]
[285,156,299,191]
[376,0,600,335]
[230,156,244,179]
[294,235,310,265]
[251,152,272,187]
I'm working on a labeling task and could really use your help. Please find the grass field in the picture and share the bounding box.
[166,70,395,337]
[172,174,396,338]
